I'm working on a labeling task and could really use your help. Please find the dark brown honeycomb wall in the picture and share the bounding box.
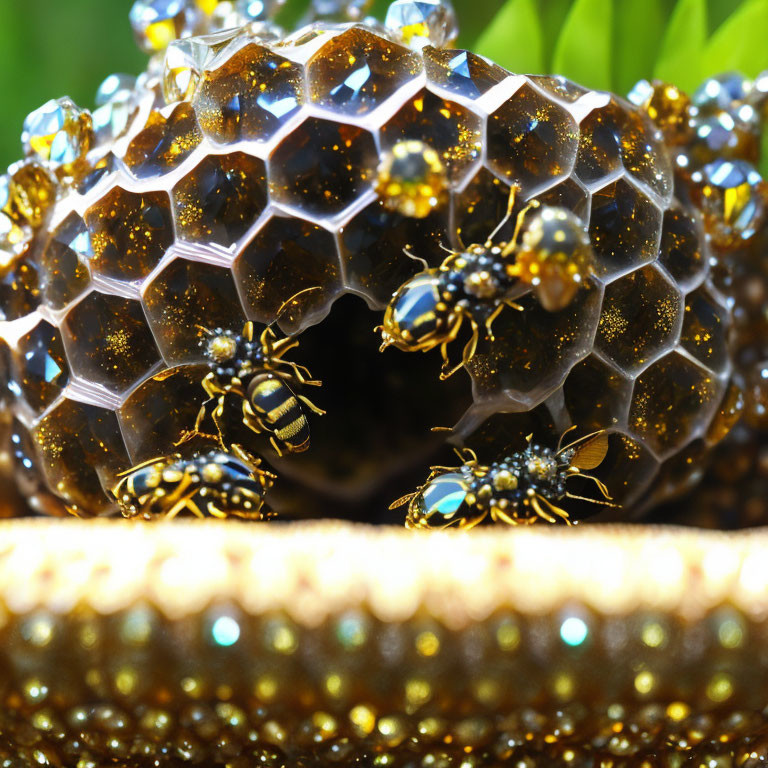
[0,24,733,519]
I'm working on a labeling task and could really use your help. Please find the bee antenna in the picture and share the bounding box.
[403,246,430,270]
[274,287,322,325]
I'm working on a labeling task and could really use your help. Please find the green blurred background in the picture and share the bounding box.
[0,0,766,168]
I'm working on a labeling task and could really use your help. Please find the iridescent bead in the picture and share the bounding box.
[693,72,752,114]
[691,159,766,249]
[385,0,459,50]
[688,108,760,166]
[129,0,202,53]
[95,74,137,107]
[375,139,448,219]
[22,98,93,171]
[627,79,692,146]
[414,473,469,523]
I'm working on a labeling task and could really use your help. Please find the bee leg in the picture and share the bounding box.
[269,435,285,457]
[164,498,193,520]
[206,502,229,520]
[532,494,571,525]
[484,304,506,342]
[211,398,229,451]
[486,184,519,247]
[490,507,519,526]
[456,510,488,530]
[501,197,542,258]
[568,470,614,500]
[298,394,326,416]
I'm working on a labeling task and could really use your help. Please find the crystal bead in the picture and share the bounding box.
[129,0,202,53]
[375,139,448,219]
[687,109,760,167]
[4,162,57,229]
[691,159,766,249]
[384,0,458,50]
[628,79,692,146]
[92,94,139,146]
[95,74,137,107]
[163,36,218,103]
[22,98,93,171]
[0,177,31,259]
[693,72,752,114]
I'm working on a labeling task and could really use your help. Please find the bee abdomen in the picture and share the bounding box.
[249,377,311,452]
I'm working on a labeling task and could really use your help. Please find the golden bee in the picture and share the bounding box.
[391,429,616,529]
[378,188,595,379]
[112,446,275,520]
[190,317,325,456]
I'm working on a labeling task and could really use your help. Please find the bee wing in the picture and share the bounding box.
[389,493,417,511]
[570,432,609,470]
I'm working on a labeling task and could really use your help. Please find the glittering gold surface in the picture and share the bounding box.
[0,521,765,764]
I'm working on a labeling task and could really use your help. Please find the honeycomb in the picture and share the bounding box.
[0,23,734,520]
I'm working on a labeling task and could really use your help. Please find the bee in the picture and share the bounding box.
[378,187,595,379]
[391,429,616,529]
[180,290,325,456]
[112,446,276,520]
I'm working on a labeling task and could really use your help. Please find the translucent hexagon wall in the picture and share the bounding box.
[1,25,732,515]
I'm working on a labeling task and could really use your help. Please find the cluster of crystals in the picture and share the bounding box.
[0,603,766,764]
[630,73,768,523]
[0,0,743,518]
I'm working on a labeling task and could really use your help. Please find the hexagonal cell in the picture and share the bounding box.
[235,214,341,331]
[620,106,672,202]
[12,320,69,413]
[629,352,718,457]
[123,103,202,179]
[575,100,625,186]
[307,28,422,116]
[85,187,174,282]
[269,117,378,216]
[529,76,588,104]
[172,152,268,247]
[576,99,672,201]
[454,167,514,247]
[33,399,128,514]
[39,212,92,310]
[194,43,304,144]
[596,265,682,373]
[63,292,161,393]
[466,280,602,403]
[0,256,40,321]
[589,178,663,278]
[563,354,632,431]
[143,257,246,364]
[680,287,730,374]
[532,177,590,220]
[487,83,578,191]
[119,364,210,464]
[339,199,449,305]
[423,47,508,99]
[659,205,708,288]
[380,89,482,181]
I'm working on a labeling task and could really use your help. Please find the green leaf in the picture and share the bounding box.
[539,0,573,71]
[654,0,707,92]
[613,0,667,95]
[474,0,544,74]
[552,0,613,91]
[706,0,768,78]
